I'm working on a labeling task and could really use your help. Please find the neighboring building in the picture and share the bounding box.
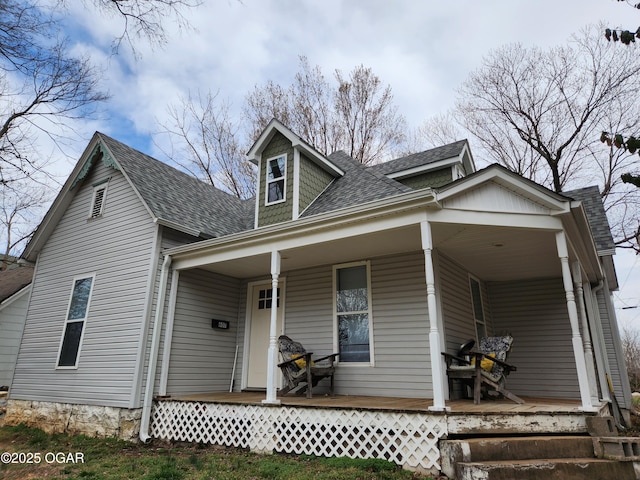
[0,264,34,389]
[5,120,630,474]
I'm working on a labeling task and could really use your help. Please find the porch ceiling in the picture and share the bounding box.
[432,223,561,282]
[196,224,423,278]
[191,222,561,283]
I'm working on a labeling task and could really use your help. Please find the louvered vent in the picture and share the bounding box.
[91,187,106,217]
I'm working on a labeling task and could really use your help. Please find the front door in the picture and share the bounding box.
[246,283,283,389]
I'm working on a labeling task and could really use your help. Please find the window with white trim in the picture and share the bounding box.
[469,276,487,340]
[89,182,108,218]
[265,155,286,204]
[57,275,95,368]
[334,262,372,363]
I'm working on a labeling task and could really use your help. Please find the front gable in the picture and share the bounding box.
[436,165,569,216]
[441,180,555,215]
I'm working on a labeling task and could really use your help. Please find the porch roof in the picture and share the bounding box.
[166,164,602,284]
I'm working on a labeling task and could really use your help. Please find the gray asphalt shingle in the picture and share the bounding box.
[565,186,615,253]
[99,133,253,239]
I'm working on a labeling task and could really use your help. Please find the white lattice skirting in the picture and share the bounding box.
[151,400,447,473]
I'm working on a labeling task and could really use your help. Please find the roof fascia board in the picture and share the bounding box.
[460,141,476,174]
[23,133,105,260]
[168,189,438,267]
[0,284,31,310]
[386,155,462,179]
[437,166,569,212]
[247,119,343,176]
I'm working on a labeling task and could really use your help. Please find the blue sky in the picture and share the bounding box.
[31,0,640,328]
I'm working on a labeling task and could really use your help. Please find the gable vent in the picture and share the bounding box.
[91,185,107,218]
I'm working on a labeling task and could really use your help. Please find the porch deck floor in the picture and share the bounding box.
[164,392,585,415]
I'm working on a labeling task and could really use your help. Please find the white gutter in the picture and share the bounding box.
[139,254,172,443]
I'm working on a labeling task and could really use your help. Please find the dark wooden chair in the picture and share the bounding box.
[277,335,338,399]
[442,335,524,405]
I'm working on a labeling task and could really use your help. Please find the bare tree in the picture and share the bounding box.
[334,65,406,164]
[59,0,201,53]
[454,25,640,252]
[244,57,407,165]
[158,91,255,199]
[0,0,201,261]
[623,328,640,393]
[0,2,108,189]
[1,182,50,270]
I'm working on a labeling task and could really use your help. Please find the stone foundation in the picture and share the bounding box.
[4,399,142,441]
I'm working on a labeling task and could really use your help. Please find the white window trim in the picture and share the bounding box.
[333,260,374,366]
[265,154,287,206]
[89,180,109,218]
[469,274,487,341]
[55,273,96,369]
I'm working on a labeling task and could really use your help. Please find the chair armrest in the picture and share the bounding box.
[442,352,471,366]
[469,351,517,372]
[277,352,314,369]
[314,353,339,364]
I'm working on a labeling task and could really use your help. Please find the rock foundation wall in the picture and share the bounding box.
[5,399,141,441]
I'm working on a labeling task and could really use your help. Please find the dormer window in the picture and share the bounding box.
[89,181,109,218]
[266,154,286,205]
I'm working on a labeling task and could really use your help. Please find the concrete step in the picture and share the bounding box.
[440,435,594,477]
[457,458,636,480]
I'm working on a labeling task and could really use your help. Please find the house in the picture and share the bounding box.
[5,119,631,474]
[0,263,34,390]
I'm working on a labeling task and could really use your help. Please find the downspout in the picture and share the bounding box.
[139,254,172,443]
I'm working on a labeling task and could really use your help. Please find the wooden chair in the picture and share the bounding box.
[443,335,524,405]
[277,335,338,399]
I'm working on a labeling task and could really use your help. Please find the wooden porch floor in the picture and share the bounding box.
[164,391,586,415]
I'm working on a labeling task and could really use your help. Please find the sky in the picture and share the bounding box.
[29,0,640,329]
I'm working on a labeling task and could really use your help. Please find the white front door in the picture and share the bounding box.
[246,283,283,389]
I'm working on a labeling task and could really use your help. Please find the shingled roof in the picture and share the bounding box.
[0,265,33,303]
[300,151,412,217]
[98,134,254,239]
[565,186,615,254]
[368,140,468,176]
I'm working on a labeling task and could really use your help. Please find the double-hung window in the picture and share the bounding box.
[57,275,95,368]
[469,276,487,340]
[334,262,372,363]
[265,155,286,204]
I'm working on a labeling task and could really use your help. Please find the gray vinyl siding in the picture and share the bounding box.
[165,268,242,395]
[10,161,157,407]
[597,288,630,408]
[0,288,30,389]
[282,252,431,398]
[487,278,580,399]
[439,253,487,352]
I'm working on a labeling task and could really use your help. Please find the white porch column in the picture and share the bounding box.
[571,261,599,405]
[263,250,281,405]
[556,232,596,411]
[421,221,447,411]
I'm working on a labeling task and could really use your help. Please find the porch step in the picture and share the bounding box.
[456,458,635,480]
[441,435,636,480]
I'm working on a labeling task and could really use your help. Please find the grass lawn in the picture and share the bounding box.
[0,424,435,480]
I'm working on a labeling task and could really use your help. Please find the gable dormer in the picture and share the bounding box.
[247,119,343,228]
[369,139,475,191]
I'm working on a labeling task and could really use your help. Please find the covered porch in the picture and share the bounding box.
[144,169,620,446]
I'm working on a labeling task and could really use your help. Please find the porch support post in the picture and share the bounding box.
[263,250,281,405]
[556,232,596,411]
[421,221,448,411]
[571,261,599,405]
